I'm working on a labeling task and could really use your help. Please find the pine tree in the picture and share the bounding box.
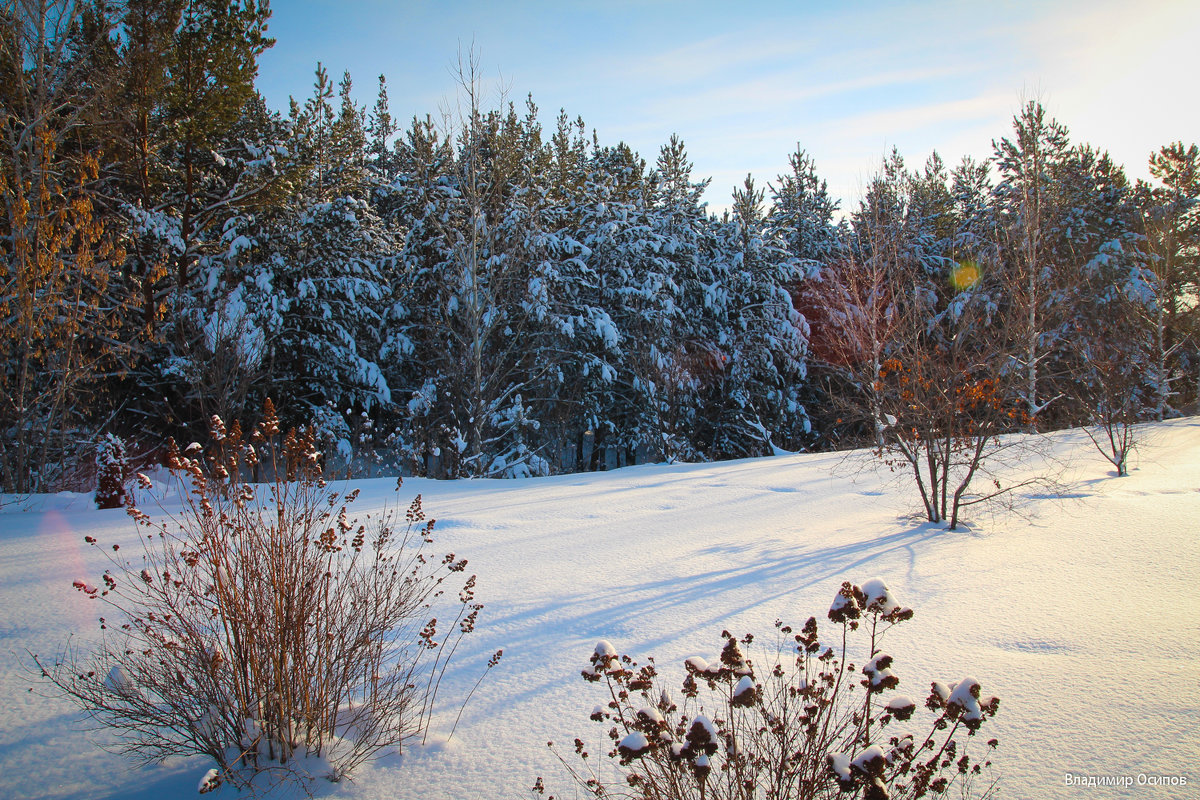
[1137,142,1200,412]
[948,156,999,271]
[159,0,273,295]
[102,0,279,441]
[119,90,294,439]
[366,74,399,192]
[768,146,840,268]
[1050,147,1150,421]
[112,0,184,327]
[381,114,458,474]
[992,101,1074,426]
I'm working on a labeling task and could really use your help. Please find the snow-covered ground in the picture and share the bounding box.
[2,421,1198,799]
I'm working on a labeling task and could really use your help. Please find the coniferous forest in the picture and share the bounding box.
[3,0,1198,492]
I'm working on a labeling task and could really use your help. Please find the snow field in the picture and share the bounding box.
[0,420,1197,799]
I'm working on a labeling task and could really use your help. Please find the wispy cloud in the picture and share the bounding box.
[555,4,1030,206]
[825,93,1012,141]
[258,0,1198,208]
[1004,0,1200,178]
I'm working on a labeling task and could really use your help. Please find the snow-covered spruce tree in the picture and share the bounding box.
[35,401,496,792]
[244,66,397,461]
[520,112,622,472]
[1063,198,1157,476]
[768,146,842,270]
[704,176,810,458]
[1024,145,1147,430]
[384,57,552,477]
[94,434,129,509]
[946,156,1002,293]
[495,110,621,475]
[142,93,293,435]
[644,134,713,462]
[546,579,998,800]
[572,141,673,469]
[1036,143,1160,475]
[767,150,852,450]
[270,187,393,428]
[376,113,457,474]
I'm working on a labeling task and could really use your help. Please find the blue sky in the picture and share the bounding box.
[255,0,1200,215]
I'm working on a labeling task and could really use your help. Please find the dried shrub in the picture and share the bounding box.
[544,579,998,800]
[34,400,496,793]
[874,355,1034,530]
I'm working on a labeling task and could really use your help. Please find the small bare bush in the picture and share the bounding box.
[544,579,998,800]
[34,400,496,793]
[874,355,1035,530]
[1068,311,1153,478]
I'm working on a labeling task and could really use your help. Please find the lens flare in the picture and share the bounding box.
[38,509,95,629]
[950,260,982,291]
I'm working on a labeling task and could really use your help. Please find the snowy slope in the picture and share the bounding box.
[1,421,1198,800]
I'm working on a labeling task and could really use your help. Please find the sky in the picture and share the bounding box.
[254,0,1200,216]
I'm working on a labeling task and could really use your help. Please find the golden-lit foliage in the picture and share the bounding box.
[0,124,126,491]
[2,130,117,343]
